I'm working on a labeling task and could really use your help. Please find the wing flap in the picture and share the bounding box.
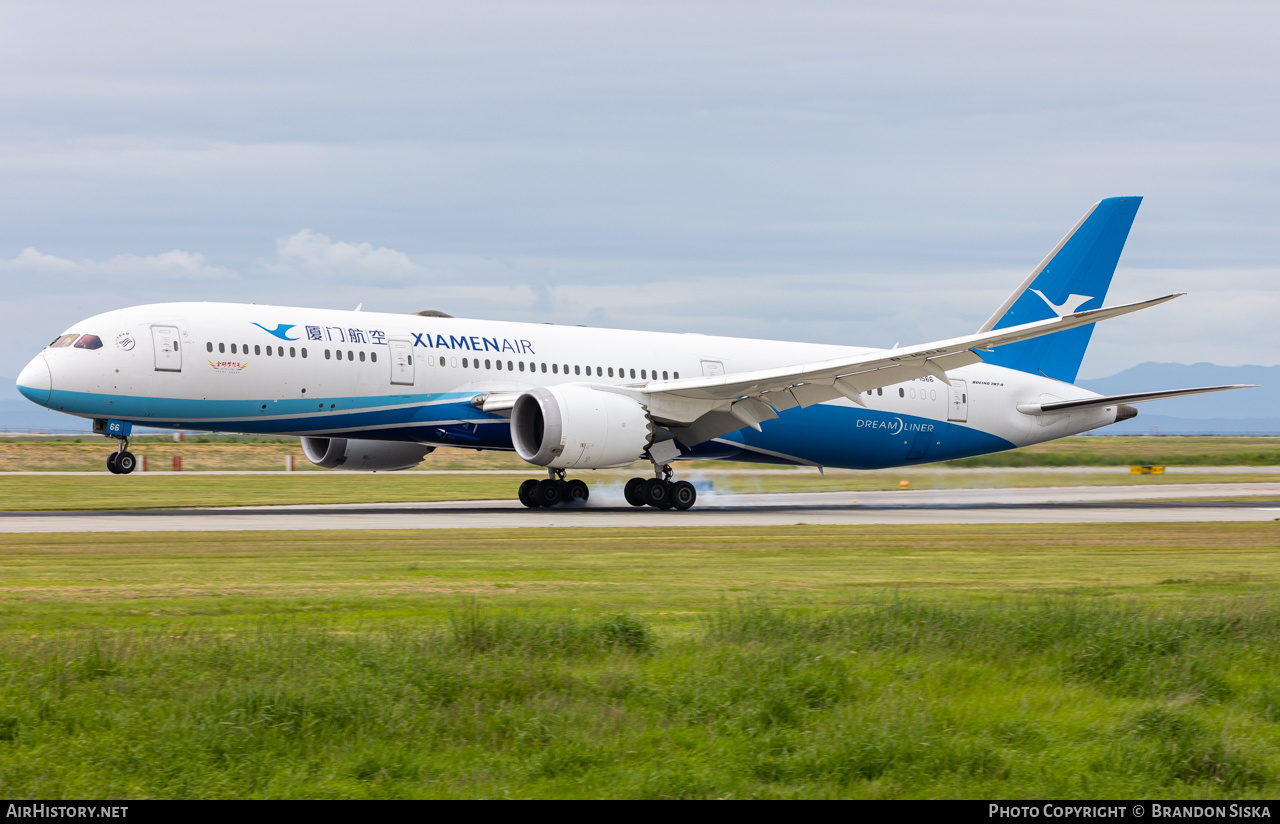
[729,397,780,431]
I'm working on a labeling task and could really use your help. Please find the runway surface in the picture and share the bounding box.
[1,483,1277,532]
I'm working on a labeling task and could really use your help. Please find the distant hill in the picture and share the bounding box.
[0,400,91,433]
[0,377,89,432]
[1086,414,1280,436]
[1078,363,1278,435]
[2,363,1275,435]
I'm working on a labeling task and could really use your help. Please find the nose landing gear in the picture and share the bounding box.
[518,469,589,508]
[623,462,696,510]
[105,440,137,475]
[94,419,137,475]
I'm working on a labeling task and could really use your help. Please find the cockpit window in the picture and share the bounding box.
[49,334,79,348]
[73,335,103,350]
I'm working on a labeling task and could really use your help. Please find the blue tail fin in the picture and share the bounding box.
[977,197,1142,384]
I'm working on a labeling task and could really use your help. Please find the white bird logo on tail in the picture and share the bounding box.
[1030,289,1093,317]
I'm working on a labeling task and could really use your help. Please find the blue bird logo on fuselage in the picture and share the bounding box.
[252,323,300,341]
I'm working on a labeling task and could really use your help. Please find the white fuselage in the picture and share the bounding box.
[17,302,1121,469]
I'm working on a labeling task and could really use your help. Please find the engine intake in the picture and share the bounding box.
[511,385,653,469]
[300,437,434,471]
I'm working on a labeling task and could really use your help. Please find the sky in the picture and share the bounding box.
[2,0,1277,386]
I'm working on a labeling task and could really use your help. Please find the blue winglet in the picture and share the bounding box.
[977,197,1142,384]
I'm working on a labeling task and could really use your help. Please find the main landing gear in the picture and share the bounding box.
[105,439,137,475]
[514,464,697,511]
[518,468,590,508]
[623,463,696,511]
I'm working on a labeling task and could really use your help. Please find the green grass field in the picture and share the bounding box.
[2,435,1278,472]
[948,436,1280,467]
[0,524,1277,798]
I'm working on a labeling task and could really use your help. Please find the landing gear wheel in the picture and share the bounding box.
[565,479,589,504]
[106,452,120,474]
[534,479,563,507]
[518,479,539,508]
[643,478,670,508]
[624,477,646,507]
[669,480,696,510]
[116,451,137,475]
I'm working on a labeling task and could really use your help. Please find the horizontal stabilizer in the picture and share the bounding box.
[1015,384,1256,416]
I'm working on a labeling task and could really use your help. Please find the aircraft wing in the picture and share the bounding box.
[638,293,1182,434]
[1015,384,1256,416]
[468,292,1186,447]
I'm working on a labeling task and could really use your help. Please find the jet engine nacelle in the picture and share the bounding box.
[300,437,435,471]
[511,385,653,469]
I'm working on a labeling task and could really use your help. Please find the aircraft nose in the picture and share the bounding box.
[16,355,52,406]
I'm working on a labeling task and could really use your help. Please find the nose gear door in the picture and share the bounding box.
[151,325,182,372]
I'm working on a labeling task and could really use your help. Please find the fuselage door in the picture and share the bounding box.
[947,379,968,422]
[389,337,414,386]
[701,360,725,377]
[151,325,182,372]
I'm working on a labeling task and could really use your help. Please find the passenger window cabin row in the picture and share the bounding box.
[863,386,938,400]
[325,349,375,363]
[205,342,380,363]
[208,341,307,358]
[205,341,679,381]
[434,355,678,381]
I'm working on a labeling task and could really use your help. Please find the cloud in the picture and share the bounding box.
[1,248,79,274]
[257,230,425,284]
[0,247,235,281]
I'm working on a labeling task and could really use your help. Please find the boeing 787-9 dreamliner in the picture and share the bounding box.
[15,197,1252,510]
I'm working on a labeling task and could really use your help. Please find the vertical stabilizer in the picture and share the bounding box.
[978,197,1142,384]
